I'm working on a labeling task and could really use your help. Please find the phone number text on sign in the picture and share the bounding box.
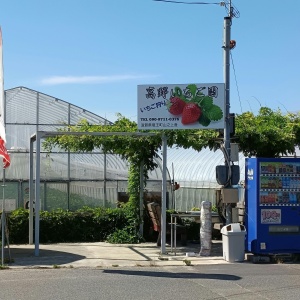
[261,209,281,224]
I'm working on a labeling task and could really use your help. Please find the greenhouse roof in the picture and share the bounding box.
[5,86,113,151]
[164,146,300,189]
[163,147,245,189]
[4,87,164,182]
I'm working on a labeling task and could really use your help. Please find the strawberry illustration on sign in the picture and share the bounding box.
[167,96,186,115]
[167,84,223,126]
[182,103,201,125]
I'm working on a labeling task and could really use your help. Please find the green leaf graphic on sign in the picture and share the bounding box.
[206,105,223,121]
[199,112,211,127]
[200,96,214,110]
[186,84,198,97]
[167,85,223,126]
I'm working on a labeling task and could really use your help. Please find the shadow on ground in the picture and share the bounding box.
[103,269,241,281]
[4,247,85,267]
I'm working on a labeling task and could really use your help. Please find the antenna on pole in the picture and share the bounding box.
[221,0,240,18]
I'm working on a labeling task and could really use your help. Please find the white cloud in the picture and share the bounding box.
[40,74,159,85]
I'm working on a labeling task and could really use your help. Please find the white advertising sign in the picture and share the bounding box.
[137,83,225,130]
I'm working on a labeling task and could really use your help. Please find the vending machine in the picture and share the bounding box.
[245,157,300,255]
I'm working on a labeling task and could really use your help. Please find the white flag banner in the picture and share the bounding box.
[0,28,10,168]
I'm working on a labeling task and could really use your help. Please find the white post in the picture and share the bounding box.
[34,132,41,256]
[139,161,144,236]
[161,133,167,254]
[29,137,34,244]
[200,200,212,256]
[103,152,107,207]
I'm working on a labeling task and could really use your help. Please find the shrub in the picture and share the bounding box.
[7,206,141,244]
[8,208,30,244]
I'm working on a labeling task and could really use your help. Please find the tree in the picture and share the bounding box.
[235,107,300,158]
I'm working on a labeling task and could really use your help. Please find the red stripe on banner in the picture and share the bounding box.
[0,137,10,168]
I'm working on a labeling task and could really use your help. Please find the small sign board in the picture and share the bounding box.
[261,209,281,224]
[137,83,225,130]
[0,199,17,212]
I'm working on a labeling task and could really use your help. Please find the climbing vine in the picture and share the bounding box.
[43,107,300,222]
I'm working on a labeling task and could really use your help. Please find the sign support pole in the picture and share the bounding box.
[161,133,167,254]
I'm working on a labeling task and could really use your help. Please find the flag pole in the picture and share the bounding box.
[1,168,5,265]
[0,28,11,265]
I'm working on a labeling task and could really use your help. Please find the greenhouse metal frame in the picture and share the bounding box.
[4,87,169,213]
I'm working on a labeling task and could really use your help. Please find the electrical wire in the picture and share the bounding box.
[153,0,220,5]
[230,52,250,136]
[230,52,243,114]
[153,0,240,19]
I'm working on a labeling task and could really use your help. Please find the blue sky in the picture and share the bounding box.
[0,0,299,122]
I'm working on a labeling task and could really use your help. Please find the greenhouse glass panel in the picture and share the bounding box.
[41,183,68,211]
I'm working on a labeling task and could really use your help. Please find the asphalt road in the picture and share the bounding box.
[0,263,299,300]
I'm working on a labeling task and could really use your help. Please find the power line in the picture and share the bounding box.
[152,0,220,5]
[230,52,243,114]
[153,0,240,18]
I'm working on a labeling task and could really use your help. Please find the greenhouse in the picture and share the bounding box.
[3,86,172,212]
[166,146,246,211]
[7,86,296,213]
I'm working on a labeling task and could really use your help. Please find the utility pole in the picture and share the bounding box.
[153,0,240,225]
[223,2,233,224]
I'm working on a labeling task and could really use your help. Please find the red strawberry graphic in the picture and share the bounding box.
[181,103,202,125]
[167,97,186,115]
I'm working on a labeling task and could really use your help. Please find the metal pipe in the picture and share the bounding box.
[1,168,5,265]
[34,132,41,256]
[29,137,34,244]
[161,133,167,254]
[139,161,144,236]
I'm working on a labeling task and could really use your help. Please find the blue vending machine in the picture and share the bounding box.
[245,157,300,255]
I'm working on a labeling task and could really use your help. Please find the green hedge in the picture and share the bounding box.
[7,207,220,245]
[7,206,143,244]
